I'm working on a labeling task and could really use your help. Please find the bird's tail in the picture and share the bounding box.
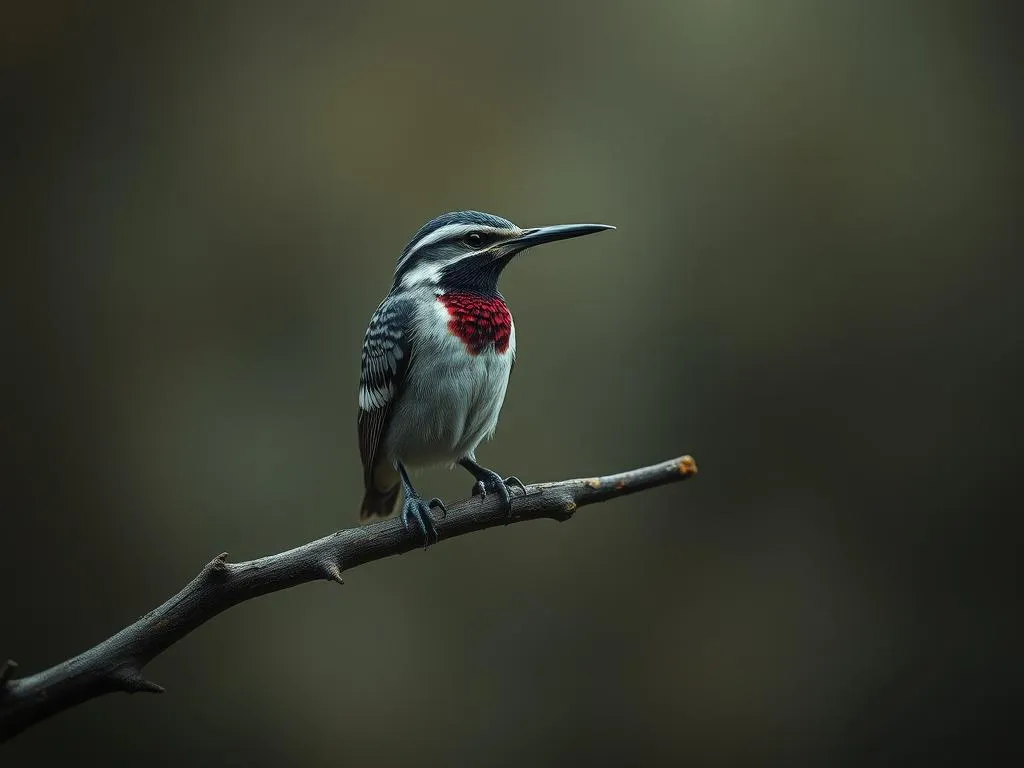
[360,483,401,521]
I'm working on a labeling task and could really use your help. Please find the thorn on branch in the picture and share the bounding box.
[202,552,232,582]
[1,659,17,687]
[110,667,165,695]
[323,561,344,585]
[547,497,577,522]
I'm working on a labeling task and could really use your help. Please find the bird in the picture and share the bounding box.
[357,210,615,548]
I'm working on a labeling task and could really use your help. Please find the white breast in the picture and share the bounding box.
[383,297,516,470]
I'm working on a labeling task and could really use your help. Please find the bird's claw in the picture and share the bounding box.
[402,497,441,549]
[470,472,525,523]
[505,476,527,495]
[428,497,447,518]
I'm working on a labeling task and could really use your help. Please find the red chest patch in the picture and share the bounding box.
[438,293,512,355]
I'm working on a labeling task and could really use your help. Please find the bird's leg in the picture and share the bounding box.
[397,462,445,549]
[457,457,525,523]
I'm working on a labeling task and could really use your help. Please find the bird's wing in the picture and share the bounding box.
[357,295,415,491]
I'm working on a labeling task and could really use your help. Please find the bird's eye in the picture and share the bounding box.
[464,232,484,247]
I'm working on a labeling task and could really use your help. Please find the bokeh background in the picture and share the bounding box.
[3,0,1020,765]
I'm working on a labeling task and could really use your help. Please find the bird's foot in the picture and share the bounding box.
[402,495,444,549]
[470,471,526,523]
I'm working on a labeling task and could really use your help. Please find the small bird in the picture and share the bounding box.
[357,210,614,547]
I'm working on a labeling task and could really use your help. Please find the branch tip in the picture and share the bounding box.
[678,455,698,475]
[1,659,17,686]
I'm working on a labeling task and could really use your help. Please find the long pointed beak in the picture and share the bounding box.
[505,222,615,251]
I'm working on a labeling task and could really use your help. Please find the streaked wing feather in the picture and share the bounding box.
[357,296,414,489]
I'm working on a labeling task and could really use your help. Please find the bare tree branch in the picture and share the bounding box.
[1,454,697,743]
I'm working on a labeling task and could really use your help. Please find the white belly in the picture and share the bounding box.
[383,301,516,469]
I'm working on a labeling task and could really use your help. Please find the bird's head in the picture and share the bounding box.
[393,210,614,293]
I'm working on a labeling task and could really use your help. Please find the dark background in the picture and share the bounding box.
[3,1,1020,765]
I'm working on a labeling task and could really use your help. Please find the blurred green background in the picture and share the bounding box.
[3,0,1019,765]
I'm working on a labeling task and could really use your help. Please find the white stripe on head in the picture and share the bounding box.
[397,223,480,271]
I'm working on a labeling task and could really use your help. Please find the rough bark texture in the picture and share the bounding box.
[1,455,697,742]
